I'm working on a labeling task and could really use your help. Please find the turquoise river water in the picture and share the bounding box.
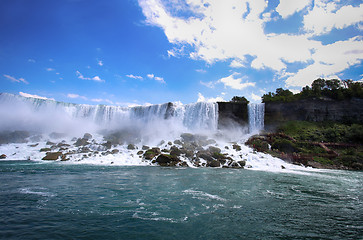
[0,161,362,240]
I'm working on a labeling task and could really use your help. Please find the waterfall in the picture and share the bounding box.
[0,93,218,134]
[248,103,265,133]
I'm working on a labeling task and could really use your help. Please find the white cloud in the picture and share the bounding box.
[76,71,104,82]
[200,81,215,88]
[250,93,261,102]
[46,68,55,71]
[67,93,87,100]
[303,2,363,35]
[218,73,255,90]
[138,0,363,90]
[91,98,113,105]
[126,74,143,80]
[98,60,103,66]
[276,0,312,19]
[286,36,363,87]
[154,76,166,84]
[19,92,54,100]
[197,92,224,102]
[196,69,207,73]
[147,73,166,83]
[3,74,29,84]
[28,59,35,63]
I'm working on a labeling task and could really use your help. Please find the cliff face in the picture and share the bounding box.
[217,102,248,128]
[265,98,363,129]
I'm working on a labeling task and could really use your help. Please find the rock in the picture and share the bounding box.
[80,147,91,153]
[42,152,63,160]
[127,144,136,150]
[173,140,182,145]
[102,141,112,150]
[155,154,180,166]
[181,133,195,142]
[111,149,119,154]
[196,150,214,162]
[207,160,221,167]
[46,141,55,146]
[40,148,51,152]
[208,146,221,154]
[57,143,71,148]
[168,141,173,145]
[237,160,246,167]
[142,145,150,150]
[74,138,89,147]
[232,144,241,151]
[137,150,143,155]
[281,165,286,169]
[0,154,6,159]
[28,143,39,147]
[143,148,161,160]
[83,133,93,140]
[170,146,182,156]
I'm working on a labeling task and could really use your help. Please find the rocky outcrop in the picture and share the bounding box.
[265,98,363,129]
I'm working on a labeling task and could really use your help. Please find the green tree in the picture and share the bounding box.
[230,96,249,104]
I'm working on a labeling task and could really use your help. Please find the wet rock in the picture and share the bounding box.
[28,143,39,147]
[155,154,180,166]
[207,160,221,167]
[111,149,119,154]
[142,145,150,150]
[74,138,89,147]
[57,143,71,148]
[173,140,182,145]
[143,148,161,160]
[161,149,170,153]
[127,144,136,150]
[83,133,93,140]
[102,141,112,150]
[80,147,91,153]
[40,148,51,152]
[137,150,144,155]
[168,141,173,145]
[0,154,6,159]
[181,133,195,142]
[46,141,55,146]
[232,144,241,151]
[208,146,221,154]
[42,152,63,160]
[237,160,246,167]
[158,140,165,146]
[196,150,214,162]
[170,146,182,156]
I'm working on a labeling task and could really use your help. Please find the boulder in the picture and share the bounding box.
[170,146,182,156]
[42,152,63,161]
[143,148,161,160]
[208,146,221,154]
[111,149,120,154]
[232,144,242,151]
[127,144,136,150]
[102,141,112,150]
[155,154,180,166]
[173,140,182,145]
[142,145,150,150]
[237,160,246,167]
[181,133,195,142]
[28,143,39,147]
[74,138,89,147]
[137,150,144,155]
[40,148,51,152]
[83,133,93,140]
[0,154,6,159]
[207,160,221,167]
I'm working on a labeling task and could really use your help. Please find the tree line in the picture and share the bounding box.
[262,79,363,103]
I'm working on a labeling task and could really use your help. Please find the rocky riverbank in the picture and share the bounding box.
[246,121,363,170]
[0,131,249,168]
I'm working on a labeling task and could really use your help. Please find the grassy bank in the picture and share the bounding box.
[246,121,363,170]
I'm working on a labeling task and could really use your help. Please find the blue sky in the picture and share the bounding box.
[1,0,362,105]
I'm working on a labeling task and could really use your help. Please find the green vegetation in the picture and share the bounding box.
[246,121,363,170]
[262,78,363,103]
[230,96,249,104]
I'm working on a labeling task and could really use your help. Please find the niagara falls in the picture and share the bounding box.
[1,0,362,239]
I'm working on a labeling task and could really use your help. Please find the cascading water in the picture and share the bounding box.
[0,93,218,134]
[248,103,265,133]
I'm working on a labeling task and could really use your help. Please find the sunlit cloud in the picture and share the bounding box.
[3,74,29,84]
[19,92,55,100]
